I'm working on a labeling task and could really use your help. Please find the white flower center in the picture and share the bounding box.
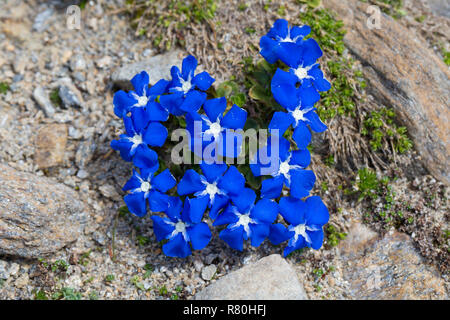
[136,95,148,107]
[179,78,192,94]
[128,134,143,152]
[292,109,307,122]
[205,183,219,197]
[279,161,290,176]
[141,181,151,192]
[294,67,309,80]
[291,223,312,244]
[175,221,186,234]
[205,121,222,138]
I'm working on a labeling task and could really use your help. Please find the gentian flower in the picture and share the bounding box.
[160,55,214,115]
[269,196,329,256]
[250,136,315,199]
[113,71,170,121]
[110,111,167,170]
[152,196,212,258]
[271,38,331,96]
[123,168,176,217]
[213,188,278,250]
[186,97,247,159]
[260,19,311,64]
[269,81,327,149]
[177,163,246,220]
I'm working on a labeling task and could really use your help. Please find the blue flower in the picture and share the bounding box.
[113,71,170,121]
[260,19,311,64]
[269,80,327,149]
[123,168,176,217]
[250,136,315,199]
[186,97,247,159]
[213,188,278,250]
[177,163,246,220]
[269,196,329,256]
[270,39,331,95]
[151,197,212,258]
[110,112,167,170]
[160,55,214,116]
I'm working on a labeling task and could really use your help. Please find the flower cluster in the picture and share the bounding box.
[111,19,330,258]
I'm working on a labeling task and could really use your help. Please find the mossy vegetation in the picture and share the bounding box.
[359,0,406,19]
[0,82,10,94]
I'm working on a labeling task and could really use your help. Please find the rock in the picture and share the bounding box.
[33,8,53,33]
[427,0,450,18]
[34,123,68,169]
[0,105,17,129]
[70,54,86,72]
[14,273,29,289]
[201,265,217,281]
[323,0,450,185]
[96,56,112,69]
[338,222,447,299]
[0,260,8,279]
[0,163,89,258]
[98,184,120,200]
[111,50,183,90]
[194,254,308,300]
[59,85,81,108]
[33,86,56,116]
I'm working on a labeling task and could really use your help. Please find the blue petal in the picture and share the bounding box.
[217,165,245,196]
[113,90,135,118]
[216,130,243,159]
[209,194,230,221]
[249,223,270,247]
[260,35,279,64]
[165,196,183,221]
[143,122,168,147]
[221,105,247,130]
[203,97,227,123]
[152,169,176,192]
[289,149,311,168]
[200,162,228,183]
[268,19,289,39]
[271,69,299,109]
[146,102,169,122]
[302,38,323,66]
[298,84,321,107]
[163,233,191,258]
[213,204,238,226]
[182,55,197,80]
[230,188,256,214]
[151,215,175,241]
[110,139,133,162]
[183,196,209,224]
[130,107,150,132]
[293,121,312,150]
[283,236,306,257]
[261,175,285,199]
[251,198,278,223]
[177,169,205,195]
[308,66,331,92]
[290,170,316,199]
[276,42,303,68]
[179,90,207,114]
[219,226,245,251]
[269,223,291,245]
[307,228,324,250]
[148,78,169,97]
[159,92,184,116]
[123,115,136,136]
[122,169,142,191]
[147,190,169,212]
[269,111,294,136]
[131,71,149,96]
[169,66,182,89]
[305,110,327,133]
[187,222,212,250]
[278,197,305,225]
[192,71,215,91]
[124,192,147,217]
[305,196,330,226]
[290,25,311,41]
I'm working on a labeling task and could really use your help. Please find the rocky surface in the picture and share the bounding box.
[0,163,89,258]
[338,222,447,299]
[323,0,450,185]
[195,254,308,300]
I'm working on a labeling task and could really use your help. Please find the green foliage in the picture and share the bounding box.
[51,259,69,272]
[297,0,321,8]
[442,48,450,66]
[215,80,246,107]
[52,287,82,300]
[118,205,130,218]
[360,0,405,19]
[355,168,385,201]
[131,275,145,291]
[105,274,115,283]
[0,82,9,94]
[361,107,412,153]
[136,235,150,246]
[89,291,99,300]
[50,88,62,108]
[34,290,48,300]
[325,224,347,247]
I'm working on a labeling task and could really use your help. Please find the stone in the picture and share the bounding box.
[427,0,450,18]
[201,265,217,281]
[111,50,183,90]
[59,85,81,108]
[323,0,450,185]
[96,56,112,69]
[194,254,308,300]
[98,184,120,200]
[33,86,56,116]
[34,123,68,169]
[14,273,29,289]
[338,222,447,299]
[33,8,54,33]
[70,54,86,72]
[0,163,89,258]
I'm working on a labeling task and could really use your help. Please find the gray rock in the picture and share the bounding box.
[111,50,183,90]
[195,254,308,300]
[59,85,81,108]
[0,163,90,258]
[33,86,56,116]
[70,54,86,72]
[427,0,450,18]
[0,260,9,279]
[201,265,217,281]
[33,8,54,33]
